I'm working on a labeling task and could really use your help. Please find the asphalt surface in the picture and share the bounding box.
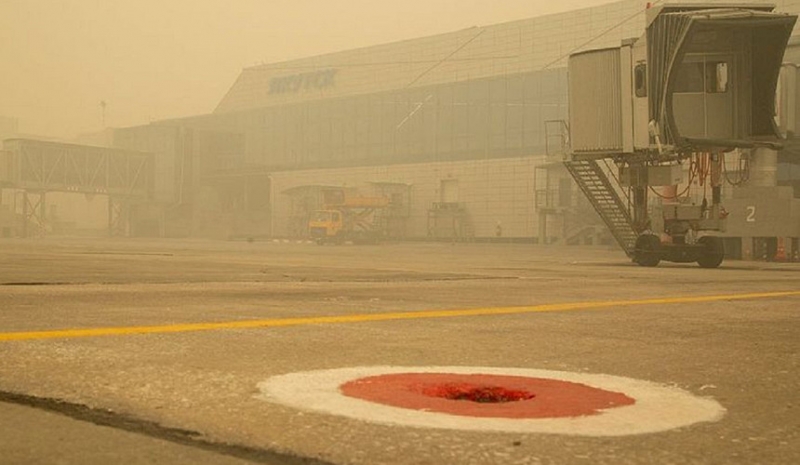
[0,237,798,465]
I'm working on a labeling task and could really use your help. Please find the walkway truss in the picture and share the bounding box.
[0,139,154,236]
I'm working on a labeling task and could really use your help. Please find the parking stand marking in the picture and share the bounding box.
[258,366,727,436]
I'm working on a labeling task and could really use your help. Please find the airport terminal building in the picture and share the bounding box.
[106,0,800,257]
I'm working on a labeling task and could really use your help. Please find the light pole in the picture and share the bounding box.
[100,100,107,128]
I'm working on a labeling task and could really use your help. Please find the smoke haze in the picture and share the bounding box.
[0,0,613,139]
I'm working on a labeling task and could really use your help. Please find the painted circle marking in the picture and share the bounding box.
[340,373,635,419]
[257,366,726,436]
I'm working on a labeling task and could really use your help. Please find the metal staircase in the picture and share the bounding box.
[564,159,638,256]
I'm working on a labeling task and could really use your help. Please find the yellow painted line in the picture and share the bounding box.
[1,290,798,342]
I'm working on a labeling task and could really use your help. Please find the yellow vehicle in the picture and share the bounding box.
[308,195,390,244]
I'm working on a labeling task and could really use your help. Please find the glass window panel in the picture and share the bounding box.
[453,99,469,137]
[469,102,489,138]
[437,92,453,156]
[634,64,647,97]
[706,61,728,93]
[524,72,541,101]
[453,81,470,105]
[507,132,523,149]
[342,117,355,148]
[330,112,343,149]
[674,62,704,93]
[507,75,524,102]
[524,102,541,135]
[369,96,383,146]
[508,103,524,132]
[454,135,469,154]
[490,102,506,135]
[491,134,506,149]
[356,117,369,145]
[490,78,507,102]
[470,80,490,104]
[355,141,369,160]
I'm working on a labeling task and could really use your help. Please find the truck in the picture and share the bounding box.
[308,194,391,244]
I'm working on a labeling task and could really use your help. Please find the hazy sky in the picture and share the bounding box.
[0,0,616,140]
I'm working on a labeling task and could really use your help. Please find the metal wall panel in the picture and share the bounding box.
[725,187,800,236]
[569,48,623,153]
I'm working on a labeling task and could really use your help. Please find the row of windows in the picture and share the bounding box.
[202,69,569,170]
[633,60,729,99]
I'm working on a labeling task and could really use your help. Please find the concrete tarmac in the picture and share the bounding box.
[0,401,266,465]
[0,237,798,464]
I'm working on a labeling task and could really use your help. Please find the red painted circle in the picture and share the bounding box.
[340,373,635,419]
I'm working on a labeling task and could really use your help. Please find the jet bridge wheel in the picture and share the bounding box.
[634,234,661,267]
[696,236,724,269]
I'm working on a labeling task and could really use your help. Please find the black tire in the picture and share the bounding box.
[634,234,661,267]
[697,236,724,268]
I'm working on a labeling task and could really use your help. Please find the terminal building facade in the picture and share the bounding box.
[108,0,800,258]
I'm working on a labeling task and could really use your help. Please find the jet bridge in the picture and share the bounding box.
[566,3,797,267]
[0,139,154,237]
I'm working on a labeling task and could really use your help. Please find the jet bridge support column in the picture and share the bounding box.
[21,191,46,238]
[711,153,723,207]
[749,147,778,187]
[632,186,648,231]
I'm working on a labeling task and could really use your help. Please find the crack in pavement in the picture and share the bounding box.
[0,390,334,465]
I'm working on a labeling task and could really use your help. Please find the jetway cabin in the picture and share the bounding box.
[570,3,797,157]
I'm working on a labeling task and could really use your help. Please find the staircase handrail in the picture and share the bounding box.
[600,158,633,215]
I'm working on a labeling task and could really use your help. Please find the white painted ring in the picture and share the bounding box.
[257,366,725,436]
